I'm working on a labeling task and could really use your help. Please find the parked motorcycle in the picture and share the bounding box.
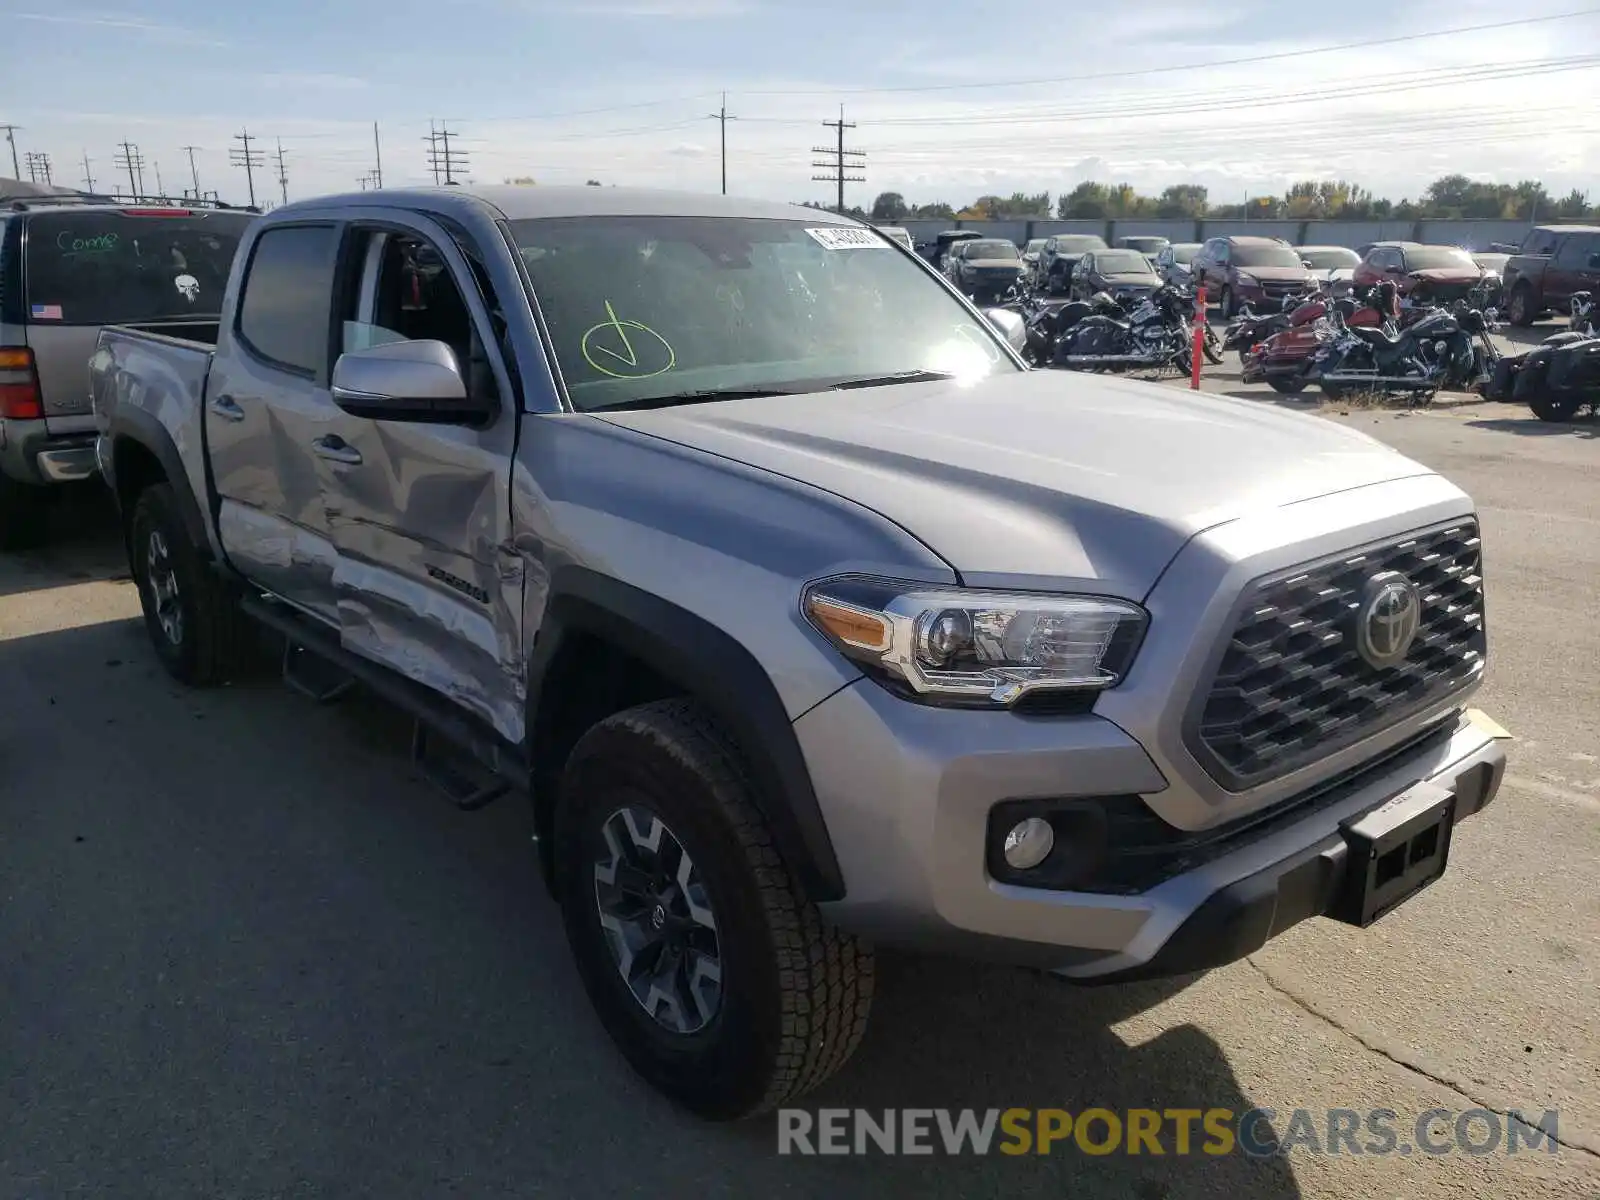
[1240,285,1404,393]
[1220,289,1324,364]
[1312,303,1498,404]
[1054,284,1206,373]
[1486,330,1600,421]
[1570,291,1596,336]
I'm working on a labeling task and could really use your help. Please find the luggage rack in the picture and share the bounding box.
[6,192,259,213]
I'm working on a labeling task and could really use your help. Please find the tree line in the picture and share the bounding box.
[862,176,1598,223]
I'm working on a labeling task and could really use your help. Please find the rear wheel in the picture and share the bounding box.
[0,473,49,552]
[129,483,255,685]
[1268,376,1308,394]
[1508,284,1537,328]
[555,698,875,1120]
[1529,391,1585,422]
[1219,287,1236,320]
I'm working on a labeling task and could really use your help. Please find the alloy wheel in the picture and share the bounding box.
[145,529,184,646]
[593,805,723,1035]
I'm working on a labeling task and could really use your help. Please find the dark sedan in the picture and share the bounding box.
[1071,248,1163,302]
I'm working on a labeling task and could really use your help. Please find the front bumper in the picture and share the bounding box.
[0,418,98,485]
[800,678,1505,979]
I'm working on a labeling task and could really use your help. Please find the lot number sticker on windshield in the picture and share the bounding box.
[804,227,888,251]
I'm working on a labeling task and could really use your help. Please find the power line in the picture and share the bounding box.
[181,145,202,199]
[1,124,20,178]
[114,142,146,200]
[275,138,290,205]
[705,91,737,195]
[230,128,264,207]
[745,7,1600,96]
[425,119,468,184]
[812,106,865,214]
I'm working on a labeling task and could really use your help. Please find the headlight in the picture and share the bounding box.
[1234,272,1258,286]
[802,575,1148,707]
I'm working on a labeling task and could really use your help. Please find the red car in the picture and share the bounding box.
[1351,242,1486,305]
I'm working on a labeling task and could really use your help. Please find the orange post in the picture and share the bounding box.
[1191,286,1207,390]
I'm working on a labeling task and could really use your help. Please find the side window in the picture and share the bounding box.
[1527,231,1557,256]
[236,225,338,377]
[341,228,500,406]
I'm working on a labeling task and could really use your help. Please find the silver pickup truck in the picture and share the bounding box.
[91,185,1506,1121]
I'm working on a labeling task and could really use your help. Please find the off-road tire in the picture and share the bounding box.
[554,697,875,1121]
[0,473,49,552]
[129,483,254,685]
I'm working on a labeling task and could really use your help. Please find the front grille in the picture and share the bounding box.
[1192,520,1486,789]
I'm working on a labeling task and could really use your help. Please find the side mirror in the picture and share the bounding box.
[981,307,1026,353]
[1302,259,1314,269]
[330,339,489,424]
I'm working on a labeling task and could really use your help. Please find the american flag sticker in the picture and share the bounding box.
[31,304,63,320]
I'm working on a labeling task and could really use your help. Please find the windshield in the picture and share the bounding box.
[23,210,251,325]
[965,240,1019,260]
[1169,243,1199,264]
[1232,243,1306,269]
[1298,247,1360,270]
[511,215,1018,411]
[1055,236,1107,253]
[1025,240,1047,253]
[1093,250,1157,275]
[1121,238,1166,252]
[1406,246,1476,271]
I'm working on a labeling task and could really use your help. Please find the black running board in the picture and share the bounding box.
[243,595,523,810]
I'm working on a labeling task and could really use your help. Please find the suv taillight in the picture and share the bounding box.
[0,347,44,420]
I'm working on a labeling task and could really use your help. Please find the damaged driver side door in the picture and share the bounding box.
[316,214,525,745]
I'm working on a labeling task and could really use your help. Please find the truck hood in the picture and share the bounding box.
[1410,267,1481,285]
[591,371,1428,596]
[1240,266,1313,284]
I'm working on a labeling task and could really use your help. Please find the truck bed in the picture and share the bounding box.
[90,324,218,540]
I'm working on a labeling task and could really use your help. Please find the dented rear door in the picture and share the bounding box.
[315,215,525,745]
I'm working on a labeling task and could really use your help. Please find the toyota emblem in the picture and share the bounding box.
[1355,572,1421,669]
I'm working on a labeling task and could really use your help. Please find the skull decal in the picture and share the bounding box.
[174,274,200,303]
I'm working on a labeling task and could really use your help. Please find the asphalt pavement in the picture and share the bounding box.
[1,366,1596,1198]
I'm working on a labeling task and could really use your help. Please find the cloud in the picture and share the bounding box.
[668,142,710,157]
[250,72,370,91]
[519,0,751,15]
[12,10,227,46]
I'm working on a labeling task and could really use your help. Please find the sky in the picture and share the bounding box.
[2,0,1598,210]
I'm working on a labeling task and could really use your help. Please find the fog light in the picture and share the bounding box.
[1002,817,1055,870]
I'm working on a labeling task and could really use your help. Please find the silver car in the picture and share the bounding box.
[0,200,251,549]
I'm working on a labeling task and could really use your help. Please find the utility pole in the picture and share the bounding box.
[230,129,263,207]
[1,125,21,178]
[424,121,440,185]
[373,121,384,189]
[81,150,95,193]
[705,92,737,195]
[812,106,865,214]
[153,160,165,197]
[181,145,202,199]
[274,139,289,205]
[115,141,146,200]
[24,152,53,186]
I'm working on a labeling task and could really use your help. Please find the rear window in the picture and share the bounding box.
[1093,250,1157,275]
[22,210,251,326]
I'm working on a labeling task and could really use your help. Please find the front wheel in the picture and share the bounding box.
[1202,325,1224,365]
[1219,287,1236,321]
[1508,284,1537,328]
[129,483,255,685]
[555,698,875,1120]
[1268,375,1309,394]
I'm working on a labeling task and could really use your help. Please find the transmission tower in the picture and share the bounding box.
[811,106,865,214]
[24,151,53,186]
[230,129,264,207]
[114,142,146,200]
[424,120,469,185]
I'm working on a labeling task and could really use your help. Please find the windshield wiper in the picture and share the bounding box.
[597,387,801,411]
[825,370,956,390]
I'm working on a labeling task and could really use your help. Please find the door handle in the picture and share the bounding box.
[209,394,245,422]
[311,435,363,466]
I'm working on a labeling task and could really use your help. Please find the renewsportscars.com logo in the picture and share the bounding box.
[777,1107,1563,1158]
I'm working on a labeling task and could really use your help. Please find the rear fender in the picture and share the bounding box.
[106,407,212,561]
